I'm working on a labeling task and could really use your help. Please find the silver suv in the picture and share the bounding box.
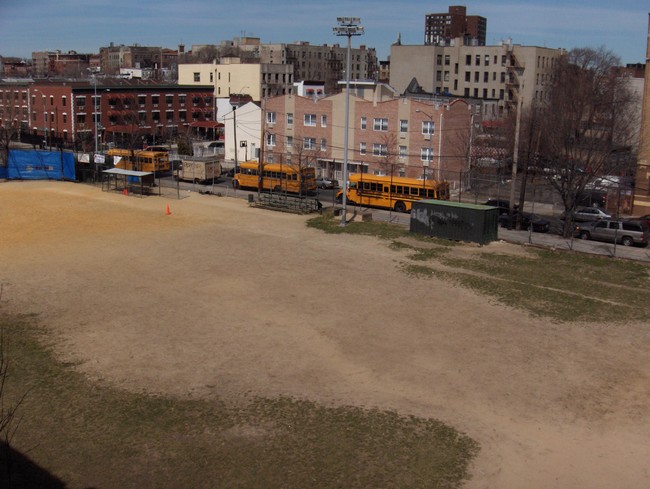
[577,219,649,247]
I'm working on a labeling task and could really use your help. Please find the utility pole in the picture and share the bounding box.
[334,17,364,226]
[509,88,523,226]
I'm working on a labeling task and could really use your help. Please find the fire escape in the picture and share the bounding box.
[505,46,525,115]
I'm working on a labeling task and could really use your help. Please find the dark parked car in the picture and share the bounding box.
[498,211,550,233]
[576,219,649,247]
[632,214,650,227]
[483,199,517,215]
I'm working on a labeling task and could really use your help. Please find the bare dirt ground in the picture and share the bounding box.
[1,181,649,488]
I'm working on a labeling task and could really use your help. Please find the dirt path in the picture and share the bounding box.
[1,181,649,488]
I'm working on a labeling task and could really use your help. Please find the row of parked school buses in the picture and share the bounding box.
[104,151,450,213]
[231,161,450,212]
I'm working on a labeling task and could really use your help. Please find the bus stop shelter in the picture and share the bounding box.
[102,168,154,197]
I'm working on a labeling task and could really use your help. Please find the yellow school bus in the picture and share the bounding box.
[107,148,170,173]
[336,173,450,212]
[232,161,317,194]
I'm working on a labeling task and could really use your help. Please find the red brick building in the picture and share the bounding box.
[1,79,214,150]
[263,91,471,186]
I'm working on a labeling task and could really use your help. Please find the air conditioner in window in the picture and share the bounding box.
[424,134,431,140]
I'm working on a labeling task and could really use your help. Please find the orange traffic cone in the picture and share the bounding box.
[165,203,171,215]
[123,188,128,196]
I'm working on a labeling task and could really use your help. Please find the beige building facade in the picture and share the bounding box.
[390,38,564,114]
[178,59,294,102]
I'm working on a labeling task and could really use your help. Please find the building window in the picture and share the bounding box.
[484,55,490,66]
[465,54,471,65]
[267,111,276,124]
[193,72,200,82]
[320,138,327,151]
[399,119,408,134]
[287,136,293,148]
[465,72,471,82]
[138,96,146,106]
[373,143,387,157]
[436,71,442,82]
[62,113,67,123]
[436,54,442,65]
[287,112,293,126]
[62,96,66,107]
[399,145,407,159]
[444,55,450,66]
[422,120,434,136]
[76,114,85,124]
[360,116,367,130]
[359,142,366,155]
[304,137,316,150]
[321,114,327,127]
[474,72,480,83]
[421,147,433,162]
[179,95,186,104]
[304,113,316,126]
[166,95,173,104]
[373,118,388,131]
[267,133,276,146]
[484,72,489,83]
[166,111,174,121]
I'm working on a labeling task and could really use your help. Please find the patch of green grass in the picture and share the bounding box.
[307,213,411,240]
[306,216,650,323]
[1,315,479,489]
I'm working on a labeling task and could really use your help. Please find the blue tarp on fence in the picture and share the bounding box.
[2,150,76,180]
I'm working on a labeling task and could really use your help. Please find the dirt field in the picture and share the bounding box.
[1,180,649,488]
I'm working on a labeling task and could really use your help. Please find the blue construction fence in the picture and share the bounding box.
[1,149,76,181]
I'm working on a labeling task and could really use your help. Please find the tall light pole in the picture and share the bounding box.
[334,17,364,226]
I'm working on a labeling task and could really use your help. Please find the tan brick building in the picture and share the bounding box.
[263,90,471,187]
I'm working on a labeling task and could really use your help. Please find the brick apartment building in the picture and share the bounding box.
[0,79,215,150]
[192,37,378,95]
[263,88,471,186]
[425,5,487,47]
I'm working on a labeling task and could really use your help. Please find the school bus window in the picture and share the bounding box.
[411,187,419,196]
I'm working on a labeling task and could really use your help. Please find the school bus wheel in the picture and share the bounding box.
[394,201,407,213]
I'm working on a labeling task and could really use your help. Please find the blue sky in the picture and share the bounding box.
[1,1,647,65]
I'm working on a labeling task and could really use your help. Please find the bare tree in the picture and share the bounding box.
[0,97,20,168]
[533,47,638,236]
[374,132,400,177]
[281,134,322,196]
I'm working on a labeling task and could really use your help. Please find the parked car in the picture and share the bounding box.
[483,199,517,215]
[316,177,337,189]
[632,214,650,227]
[498,211,551,233]
[576,219,649,247]
[560,207,611,222]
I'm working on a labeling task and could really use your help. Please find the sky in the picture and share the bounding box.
[0,0,647,65]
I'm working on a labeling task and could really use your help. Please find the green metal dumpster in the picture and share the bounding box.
[410,200,499,244]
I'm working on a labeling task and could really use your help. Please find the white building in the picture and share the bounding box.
[221,101,261,167]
